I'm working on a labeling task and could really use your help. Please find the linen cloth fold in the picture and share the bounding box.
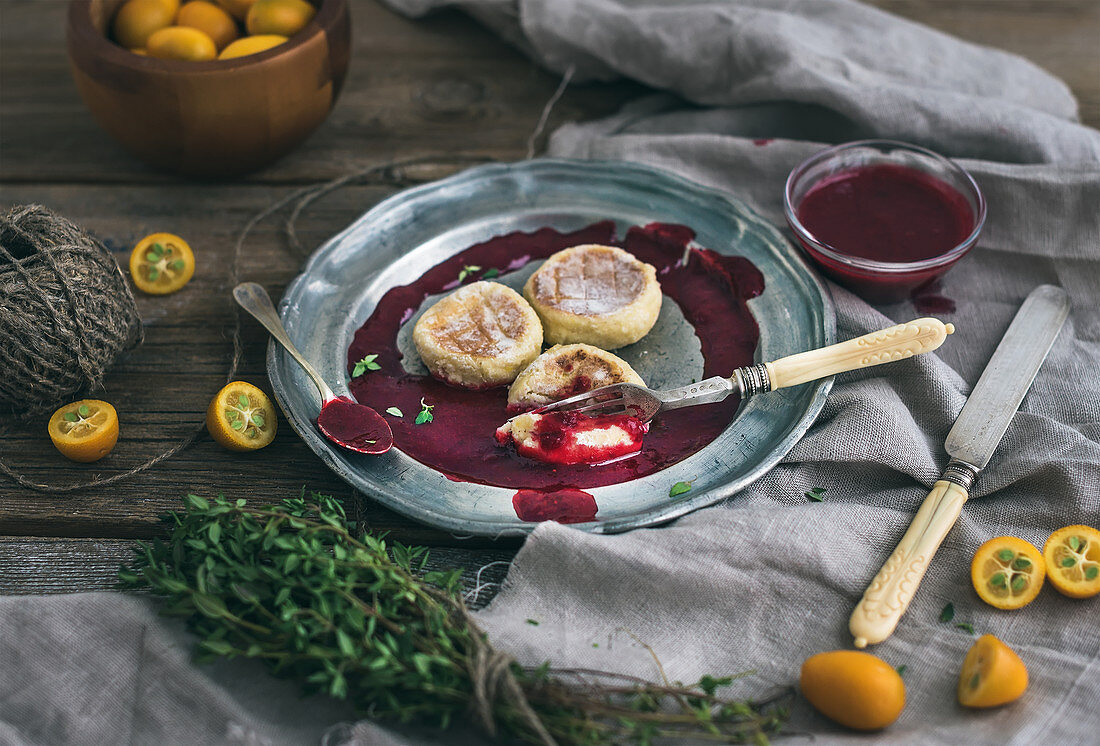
[385,1,1100,744]
[3,1,1098,744]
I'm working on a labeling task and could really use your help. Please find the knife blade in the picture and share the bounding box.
[945,284,1071,470]
[849,284,1070,648]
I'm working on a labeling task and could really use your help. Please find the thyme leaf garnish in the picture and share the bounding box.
[352,354,382,377]
[414,398,434,425]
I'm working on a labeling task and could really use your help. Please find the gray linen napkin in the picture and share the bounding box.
[3,1,1098,744]
[386,0,1100,743]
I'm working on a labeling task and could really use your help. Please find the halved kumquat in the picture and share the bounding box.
[970,536,1045,610]
[958,634,1028,708]
[48,400,120,463]
[1043,525,1100,598]
[206,381,277,452]
[129,232,195,295]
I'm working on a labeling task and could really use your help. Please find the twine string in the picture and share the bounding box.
[459,605,558,746]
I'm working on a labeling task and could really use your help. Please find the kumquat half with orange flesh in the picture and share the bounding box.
[957,634,1028,708]
[1043,525,1100,598]
[206,381,277,452]
[970,536,1045,610]
[48,400,120,463]
[129,232,196,295]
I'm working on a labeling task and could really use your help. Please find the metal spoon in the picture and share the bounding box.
[233,282,393,454]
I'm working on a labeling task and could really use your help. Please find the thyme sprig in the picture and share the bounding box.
[120,493,789,745]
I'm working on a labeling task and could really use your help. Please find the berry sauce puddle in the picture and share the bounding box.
[347,221,764,521]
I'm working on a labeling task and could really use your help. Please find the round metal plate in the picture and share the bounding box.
[268,159,835,537]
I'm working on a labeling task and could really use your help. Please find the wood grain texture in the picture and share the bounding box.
[1,0,1097,595]
[0,537,513,607]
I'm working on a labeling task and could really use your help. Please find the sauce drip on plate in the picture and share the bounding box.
[346,221,763,493]
[512,487,598,524]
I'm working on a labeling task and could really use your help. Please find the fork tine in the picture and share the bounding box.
[565,400,630,417]
[533,385,626,414]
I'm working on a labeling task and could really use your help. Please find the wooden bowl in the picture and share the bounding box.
[66,0,350,177]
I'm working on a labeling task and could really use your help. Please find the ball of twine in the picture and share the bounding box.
[0,204,143,417]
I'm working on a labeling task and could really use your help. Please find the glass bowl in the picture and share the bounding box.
[784,140,985,303]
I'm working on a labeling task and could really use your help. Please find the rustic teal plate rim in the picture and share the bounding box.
[269,158,835,537]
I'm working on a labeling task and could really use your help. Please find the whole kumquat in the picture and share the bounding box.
[177,0,239,50]
[215,0,257,20]
[800,650,905,730]
[112,0,176,50]
[218,34,287,59]
[146,26,219,60]
[245,0,315,37]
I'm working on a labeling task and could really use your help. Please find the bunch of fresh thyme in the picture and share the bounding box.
[119,493,789,745]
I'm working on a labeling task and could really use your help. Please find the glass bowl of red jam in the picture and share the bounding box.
[784,140,986,303]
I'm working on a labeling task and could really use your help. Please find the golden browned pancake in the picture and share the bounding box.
[523,244,662,349]
[412,281,543,388]
[507,343,645,412]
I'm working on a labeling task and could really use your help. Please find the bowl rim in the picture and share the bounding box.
[783,139,987,275]
[66,0,345,71]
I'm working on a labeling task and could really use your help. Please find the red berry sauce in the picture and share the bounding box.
[346,221,763,498]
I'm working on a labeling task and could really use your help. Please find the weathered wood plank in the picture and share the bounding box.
[0,182,532,545]
[0,537,514,607]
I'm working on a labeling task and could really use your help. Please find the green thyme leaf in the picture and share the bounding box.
[352,354,382,378]
[896,665,907,676]
[481,268,499,279]
[457,265,481,283]
[940,602,955,623]
[669,481,692,498]
[526,619,540,626]
[956,622,975,635]
[415,398,434,425]
[805,487,826,502]
[385,407,403,418]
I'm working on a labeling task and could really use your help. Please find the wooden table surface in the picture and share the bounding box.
[2,0,1098,598]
